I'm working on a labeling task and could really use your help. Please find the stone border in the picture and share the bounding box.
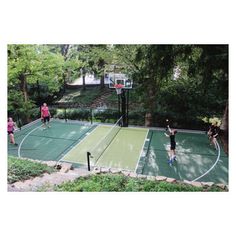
[92,167,229,191]
[10,157,73,173]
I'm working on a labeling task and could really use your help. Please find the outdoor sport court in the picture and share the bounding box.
[8,119,228,184]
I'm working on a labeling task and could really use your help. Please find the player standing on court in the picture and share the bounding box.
[7,117,18,146]
[207,122,219,150]
[165,123,178,165]
[41,103,51,129]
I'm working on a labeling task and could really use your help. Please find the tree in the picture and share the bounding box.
[60,44,71,93]
[115,45,175,126]
[221,102,228,150]
[88,45,113,89]
[43,45,113,91]
[114,44,228,129]
[8,45,64,122]
[75,45,113,90]
[195,45,228,143]
[48,44,84,91]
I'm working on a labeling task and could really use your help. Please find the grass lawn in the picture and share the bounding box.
[58,87,103,105]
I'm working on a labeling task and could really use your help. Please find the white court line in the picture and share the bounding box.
[134,129,149,173]
[129,125,206,134]
[17,125,41,158]
[86,118,123,165]
[53,118,92,126]
[191,140,221,182]
[56,125,99,164]
[60,159,85,165]
[14,118,41,133]
[62,159,133,173]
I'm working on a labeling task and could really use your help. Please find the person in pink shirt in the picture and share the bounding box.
[8,117,18,146]
[41,103,51,128]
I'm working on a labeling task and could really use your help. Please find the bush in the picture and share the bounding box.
[41,105,210,130]
[29,107,41,120]
[53,108,91,121]
[48,107,57,118]
[151,111,207,130]
[8,156,55,184]
[54,174,225,192]
[54,109,65,119]
[93,109,119,122]
[128,110,146,126]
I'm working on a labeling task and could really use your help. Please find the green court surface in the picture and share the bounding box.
[8,119,94,162]
[136,130,228,184]
[8,119,228,184]
[62,126,148,171]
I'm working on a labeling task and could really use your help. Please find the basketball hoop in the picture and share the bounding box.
[114,83,124,95]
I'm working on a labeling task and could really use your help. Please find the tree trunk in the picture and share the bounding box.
[145,112,153,126]
[220,103,228,154]
[221,103,228,133]
[63,73,67,93]
[82,74,86,90]
[145,84,157,127]
[61,44,70,58]
[19,73,31,123]
[19,74,28,102]
[100,73,105,89]
[61,45,70,93]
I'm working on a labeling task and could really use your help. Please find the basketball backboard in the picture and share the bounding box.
[108,73,133,89]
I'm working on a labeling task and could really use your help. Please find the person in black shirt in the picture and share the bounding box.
[165,125,178,165]
[207,123,219,149]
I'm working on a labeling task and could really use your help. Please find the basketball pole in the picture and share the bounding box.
[121,89,128,127]
[127,89,129,127]
[118,93,121,118]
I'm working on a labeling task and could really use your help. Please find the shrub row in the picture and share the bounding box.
[17,107,209,130]
[54,174,225,192]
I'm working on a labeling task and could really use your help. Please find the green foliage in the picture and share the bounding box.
[128,110,146,126]
[8,44,228,130]
[8,156,55,184]
[53,109,65,119]
[70,89,100,104]
[66,109,91,120]
[8,45,65,123]
[114,45,175,113]
[52,107,145,125]
[114,44,228,128]
[54,174,225,192]
[8,45,64,91]
[93,109,119,122]
[85,45,113,78]
[8,90,36,125]
[53,108,91,121]
[155,68,226,129]
[202,116,221,126]
[58,87,102,105]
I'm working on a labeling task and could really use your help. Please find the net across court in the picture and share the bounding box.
[8,119,228,184]
[62,125,148,171]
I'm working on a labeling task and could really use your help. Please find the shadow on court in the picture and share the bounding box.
[138,130,228,184]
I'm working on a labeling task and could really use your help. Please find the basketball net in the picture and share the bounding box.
[114,84,124,95]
